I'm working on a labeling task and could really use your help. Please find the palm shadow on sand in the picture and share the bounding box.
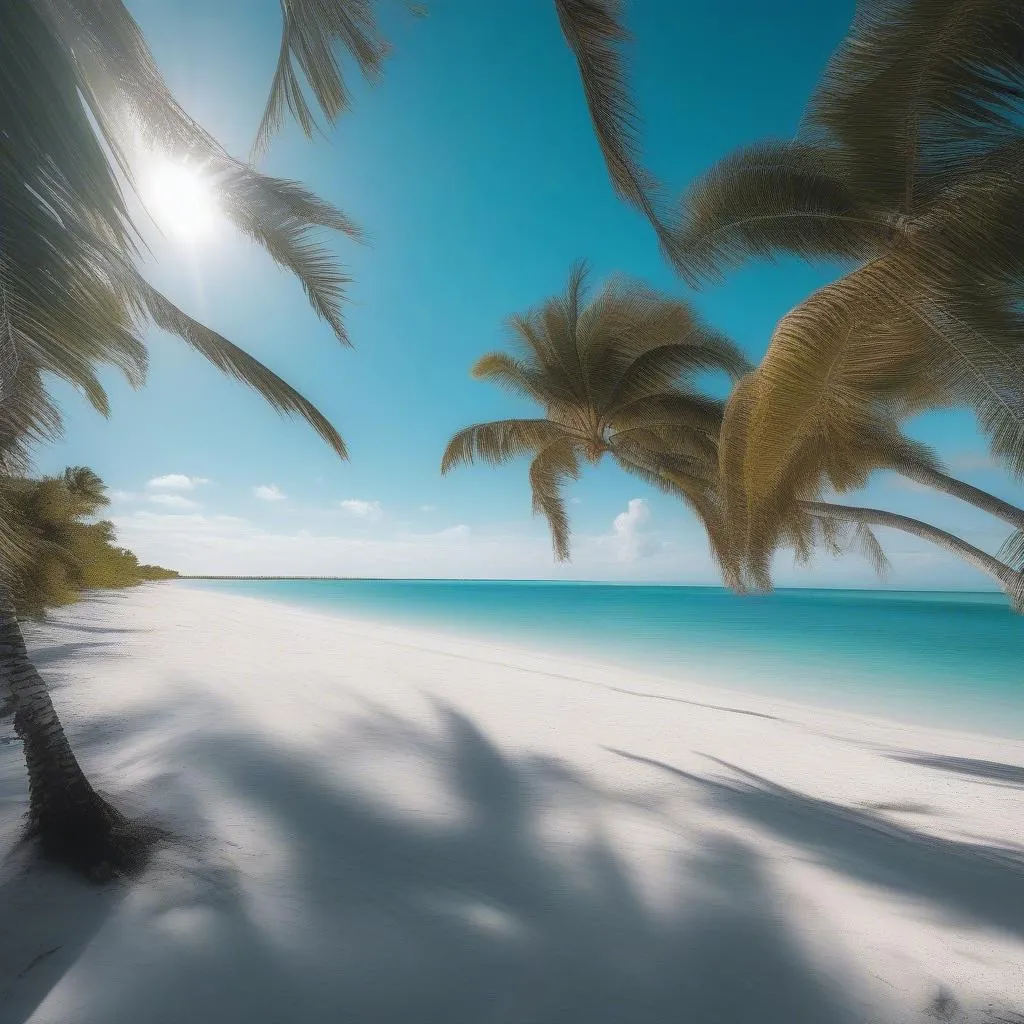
[610,749,1024,943]
[887,752,1024,788]
[1,690,874,1024]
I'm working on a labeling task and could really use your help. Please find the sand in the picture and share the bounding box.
[1,582,1022,1023]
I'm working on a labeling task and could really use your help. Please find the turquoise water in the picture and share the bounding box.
[183,580,1024,738]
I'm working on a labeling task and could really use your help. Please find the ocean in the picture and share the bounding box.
[183,579,1024,739]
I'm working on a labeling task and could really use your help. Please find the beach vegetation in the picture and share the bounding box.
[666,0,1024,601]
[0,0,388,878]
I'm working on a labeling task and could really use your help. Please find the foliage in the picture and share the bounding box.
[1,466,176,618]
[443,263,750,578]
[671,0,1024,587]
[1,0,378,505]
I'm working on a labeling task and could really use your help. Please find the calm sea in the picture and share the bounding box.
[183,579,1024,739]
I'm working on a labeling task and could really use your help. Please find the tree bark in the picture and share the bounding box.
[0,581,153,878]
[896,463,1024,531]
[805,501,1024,610]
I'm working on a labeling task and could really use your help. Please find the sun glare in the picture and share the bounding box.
[144,160,219,241]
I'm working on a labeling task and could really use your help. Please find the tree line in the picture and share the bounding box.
[1,466,176,620]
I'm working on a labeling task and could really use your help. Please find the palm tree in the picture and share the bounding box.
[0,464,156,877]
[0,0,391,877]
[442,263,754,579]
[442,266,1024,604]
[669,0,1024,592]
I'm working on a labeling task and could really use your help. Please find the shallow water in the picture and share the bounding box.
[183,579,1024,739]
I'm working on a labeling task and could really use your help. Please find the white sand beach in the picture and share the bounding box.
[1,583,1023,1023]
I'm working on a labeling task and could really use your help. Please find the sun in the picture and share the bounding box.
[144,159,219,241]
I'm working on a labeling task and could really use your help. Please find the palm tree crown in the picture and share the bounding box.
[671,0,1024,576]
[442,264,750,571]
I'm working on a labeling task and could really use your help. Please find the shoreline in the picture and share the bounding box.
[4,584,1023,1022]
[177,579,1024,743]
[178,575,1004,595]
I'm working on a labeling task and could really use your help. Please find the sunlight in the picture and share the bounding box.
[144,159,219,241]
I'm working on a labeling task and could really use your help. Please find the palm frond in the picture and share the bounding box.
[528,442,581,560]
[718,375,766,592]
[610,440,742,587]
[602,337,748,413]
[611,392,726,439]
[851,520,890,576]
[675,142,885,284]
[506,269,592,403]
[0,362,64,475]
[906,294,1024,476]
[803,0,1024,209]
[740,269,928,506]
[253,0,389,156]
[471,352,576,407]
[902,140,1024,294]
[441,419,568,474]
[216,164,361,343]
[554,0,673,254]
[42,0,362,343]
[133,278,348,458]
[998,527,1024,571]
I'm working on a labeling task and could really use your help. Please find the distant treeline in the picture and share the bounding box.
[1,467,178,617]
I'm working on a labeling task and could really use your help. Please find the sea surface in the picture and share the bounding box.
[183,579,1024,739]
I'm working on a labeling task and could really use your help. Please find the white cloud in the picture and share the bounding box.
[148,474,208,491]
[609,498,661,562]
[110,490,140,502]
[570,497,582,505]
[340,499,383,520]
[254,484,287,502]
[105,498,1004,592]
[419,504,437,513]
[148,494,199,510]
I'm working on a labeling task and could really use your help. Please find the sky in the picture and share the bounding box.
[32,0,1024,587]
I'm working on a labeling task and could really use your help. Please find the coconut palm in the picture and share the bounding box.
[0,463,157,876]
[0,0,390,877]
[718,375,1024,604]
[442,263,752,580]
[670,0,1024,589]
[443,266,1024,603]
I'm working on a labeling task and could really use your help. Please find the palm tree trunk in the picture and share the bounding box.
[0,580,151,878]
[896,464,1024,530]
[805,501,1024,610]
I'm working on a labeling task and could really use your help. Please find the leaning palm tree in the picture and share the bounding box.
[442,263,753,580]
[1,0,388,877]
[442,266,1024,604]
[718,376,1024,605]
[0,459,151,876]
[670,0,1024,591]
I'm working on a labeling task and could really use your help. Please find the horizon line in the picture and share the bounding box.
[174,576,1002,595]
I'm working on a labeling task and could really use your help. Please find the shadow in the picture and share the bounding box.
[38,620,151,637]
[887,753,1024,788]
[605,685,783,721]
[609,749,1024,942]
[11,699,876,1024]
[0,689,203,1023]
[27,641,123,669]
[0,862,130,1023]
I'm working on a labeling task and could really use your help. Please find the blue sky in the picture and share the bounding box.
[33,0,1024,586]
